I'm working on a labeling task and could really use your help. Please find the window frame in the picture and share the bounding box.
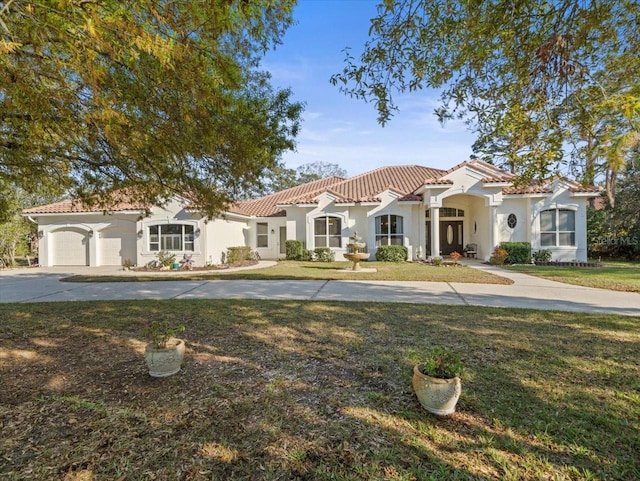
[375,214,404,247]
[256,222,269,248]
[540,208,575,247]
[148,223,195,252]
[313,216,342,248]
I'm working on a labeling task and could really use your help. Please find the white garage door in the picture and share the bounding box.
[100,227,137,266]
[52,228,89,266]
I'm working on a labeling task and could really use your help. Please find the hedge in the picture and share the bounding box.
[227,246,253,264]
[375,245,408,262]
[499,242,531,264]
[313,247,335,262]
[285,240,304,260]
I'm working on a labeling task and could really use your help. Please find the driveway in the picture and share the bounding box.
[1,262,638,316]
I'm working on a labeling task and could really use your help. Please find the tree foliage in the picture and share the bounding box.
[331,0,640,186]
[1,0,302,218]
[588,157,640,259]
[258,161,347,195]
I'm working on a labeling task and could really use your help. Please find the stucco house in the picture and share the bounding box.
[23,159,599,267]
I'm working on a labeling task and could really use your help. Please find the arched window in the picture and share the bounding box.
[375,215,404,246]
[540,209,575,246]
[314,216,341,247]
[148,224,195,251]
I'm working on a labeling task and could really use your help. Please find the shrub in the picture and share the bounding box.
[533,249,552,263]
[489,247,508,265]
[226,246,253,264]
[418,346,464,379]
[157,250,176,268]
[375,245,408,262]
[431,256,443,266]
[499,242,531,264]
[300,249,314,261]
[285,240,304,260]
[313,247,335,262]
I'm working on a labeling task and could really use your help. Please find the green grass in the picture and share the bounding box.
[64,260,513,284]
[504,260,640,292]
[1,299,639,480]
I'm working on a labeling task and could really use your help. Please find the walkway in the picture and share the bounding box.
[0,261,638,316]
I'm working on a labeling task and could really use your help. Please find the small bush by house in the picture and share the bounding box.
[375,245,408,262]
[499,242,532,264]
[285,240,304,260]
[532,249,552,263]
[489,247,508,265]
[314,247,335,262]
[227,246,253,264]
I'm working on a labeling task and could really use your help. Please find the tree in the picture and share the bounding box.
[257,161,347,195]
[1,0,302,219]
[296,161,347,184]
[331,0,640,184]
[588,156,640,259]
[0,180,36,266]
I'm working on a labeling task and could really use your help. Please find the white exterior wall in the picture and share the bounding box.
[32,213,139,267]
[138,199,205,267]
[249,217,287,260]
[496,199,529,243]
[529,187,589,262]
[305,194,351,255]
[203,216,248,265]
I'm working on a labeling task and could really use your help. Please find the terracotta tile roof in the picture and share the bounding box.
[503,177,600,195]
[502,184,554,195]
[23,195,148,214]
[446,159,516,182]
[228,176,345,217]
[421,178,454,185]
[282,165,447,204]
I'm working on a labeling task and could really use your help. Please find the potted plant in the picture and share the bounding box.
[412,346,463,416]
[143,320,186,377]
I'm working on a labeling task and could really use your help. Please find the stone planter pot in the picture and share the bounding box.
[144,338,185,377]
[412,364,462,416]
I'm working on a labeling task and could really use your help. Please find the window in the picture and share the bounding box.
[507,213,517,229]
[540,209,575,246]
[256,222,269,248]
[438,208,464,217]
[375,214,404,246]
[314,216,341,247]
[148,224,195,251]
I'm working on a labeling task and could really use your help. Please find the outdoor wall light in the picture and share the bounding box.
[137,229,143,239]
[38,230,44,239]
[271,229,275,234]
[88,230,94,238]
[195,228,201,236]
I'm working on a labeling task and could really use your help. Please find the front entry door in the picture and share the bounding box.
[440,221,463,255]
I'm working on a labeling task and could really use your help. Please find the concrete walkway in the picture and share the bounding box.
[0,261,638,316]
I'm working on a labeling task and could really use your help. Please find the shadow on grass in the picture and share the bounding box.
[1,300,638,479]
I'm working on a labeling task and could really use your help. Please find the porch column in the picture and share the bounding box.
[430,207,440,258]
[490,206,498,252]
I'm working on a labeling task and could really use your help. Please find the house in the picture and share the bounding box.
[23,159,600,267]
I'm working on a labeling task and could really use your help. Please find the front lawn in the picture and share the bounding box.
[65,260,513,284]
[504,260,640,292]
[1,300,638,480]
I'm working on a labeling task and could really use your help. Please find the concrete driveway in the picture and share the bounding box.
[1,262,638,316]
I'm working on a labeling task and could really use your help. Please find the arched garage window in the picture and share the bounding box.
[314,216,342,247]
[375,214,404,246]
[540,209,575,246]
[149,224,194,251]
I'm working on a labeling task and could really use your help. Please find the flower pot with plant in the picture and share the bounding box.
[143,320,186,377]
[412,346,463,416]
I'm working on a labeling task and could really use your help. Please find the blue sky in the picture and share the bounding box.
[262,0,477,177]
